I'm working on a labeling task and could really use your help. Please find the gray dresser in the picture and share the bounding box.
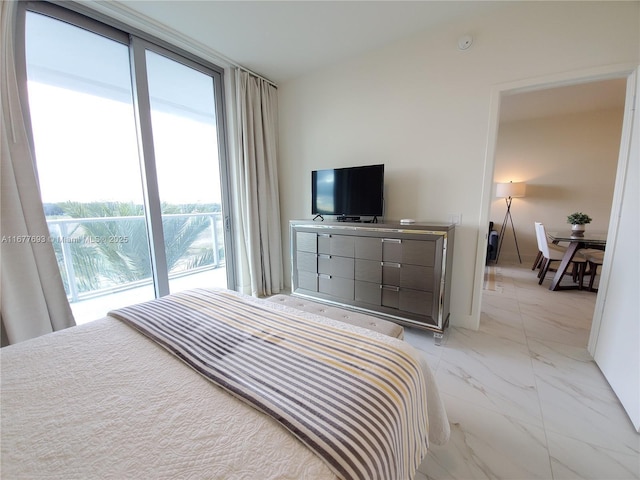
[290,220,455,340]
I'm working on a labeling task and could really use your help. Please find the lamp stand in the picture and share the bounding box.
[495,196,522,263]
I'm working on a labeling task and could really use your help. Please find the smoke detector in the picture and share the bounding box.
[457,35,473,51]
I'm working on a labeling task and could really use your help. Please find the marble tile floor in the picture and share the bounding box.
[406,262,639,480]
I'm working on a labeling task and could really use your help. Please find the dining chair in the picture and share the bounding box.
[531,250,543,271]
[583,249,605,292]
[531,232,569,271]
[534,222,587,286]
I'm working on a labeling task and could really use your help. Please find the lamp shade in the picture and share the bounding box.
[496,181,526,198]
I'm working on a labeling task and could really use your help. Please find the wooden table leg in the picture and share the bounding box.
[549,242,580,291]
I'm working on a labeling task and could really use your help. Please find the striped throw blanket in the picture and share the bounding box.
[109,289,429,480]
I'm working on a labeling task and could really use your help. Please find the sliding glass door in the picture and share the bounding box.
[143,48,228,295]
[21,4,233,323]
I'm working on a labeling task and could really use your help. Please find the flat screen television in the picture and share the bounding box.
[311,164,384,221]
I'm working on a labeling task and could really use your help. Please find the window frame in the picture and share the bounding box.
[16,0,236,298]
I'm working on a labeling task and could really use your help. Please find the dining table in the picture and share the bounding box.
[546,231,607,291]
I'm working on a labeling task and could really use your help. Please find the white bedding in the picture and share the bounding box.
[1,291,449,479]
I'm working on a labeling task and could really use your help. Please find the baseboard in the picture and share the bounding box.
[449,312,479,331]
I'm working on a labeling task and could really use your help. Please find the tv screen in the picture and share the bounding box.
[312,164,384,218]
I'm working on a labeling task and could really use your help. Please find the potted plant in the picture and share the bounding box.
[567,212,592,235]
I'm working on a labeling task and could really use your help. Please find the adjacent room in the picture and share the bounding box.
[1,1,638,479]
[490,78,626,268]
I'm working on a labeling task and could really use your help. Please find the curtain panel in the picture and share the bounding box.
[232,69,283,297]
[1,1,75,345]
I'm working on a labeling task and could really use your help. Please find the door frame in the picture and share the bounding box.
[473,62,638,330]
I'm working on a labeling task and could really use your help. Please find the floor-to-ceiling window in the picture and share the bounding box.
[19,3,233,323]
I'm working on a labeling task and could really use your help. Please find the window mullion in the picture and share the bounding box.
[129,36,170,298]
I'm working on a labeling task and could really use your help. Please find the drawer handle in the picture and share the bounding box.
[318,274,332,279]
[382,238,402,244]
[380,285,400,292]
[381,262,401,268]
[319,233,331,238]
[318,254,331,259]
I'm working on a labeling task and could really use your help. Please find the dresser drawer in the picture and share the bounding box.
[381,285,400,309]
[380,287,434,318]
[400,289,434,317]
[401,239,437,267]
[355,280,381,306]
[318,234,355,257]
[296,232,317,253]
[382,263,433,291]
[355,259,381,283]
[318,255,354,279]
[296,251,317,273]
[382,238,437,267]
[355,236,381,260]
[400,264,434,291]
[318,274,354,301]
[297,270,318,292]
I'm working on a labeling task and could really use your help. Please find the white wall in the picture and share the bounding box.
[278,1,639,329]
[491,107,624,264]
[589,71,640,431]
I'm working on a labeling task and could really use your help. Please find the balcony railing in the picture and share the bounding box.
[46,212,225,303]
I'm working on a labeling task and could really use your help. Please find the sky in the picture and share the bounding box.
[29,81,222,207]
[26,10,223,209]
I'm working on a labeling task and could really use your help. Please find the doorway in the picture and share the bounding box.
[490,78,627,268]
[479,66,639,430]
[473,66,635,334]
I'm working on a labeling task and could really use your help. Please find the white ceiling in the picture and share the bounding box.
[113,0,503,83]
[107,1,628,118]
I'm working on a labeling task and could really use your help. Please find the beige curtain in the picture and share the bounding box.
[232,69,283,297]
[1,1,75,345]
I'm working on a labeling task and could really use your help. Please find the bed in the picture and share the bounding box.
[1,288,449,479]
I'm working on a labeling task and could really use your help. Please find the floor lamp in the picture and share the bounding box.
[495,181,526,263]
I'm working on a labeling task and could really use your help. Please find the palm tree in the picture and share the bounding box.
[51,201,219,295]
[161,204,218,275]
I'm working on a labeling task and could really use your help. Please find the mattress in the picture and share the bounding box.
[0,289,449,479]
